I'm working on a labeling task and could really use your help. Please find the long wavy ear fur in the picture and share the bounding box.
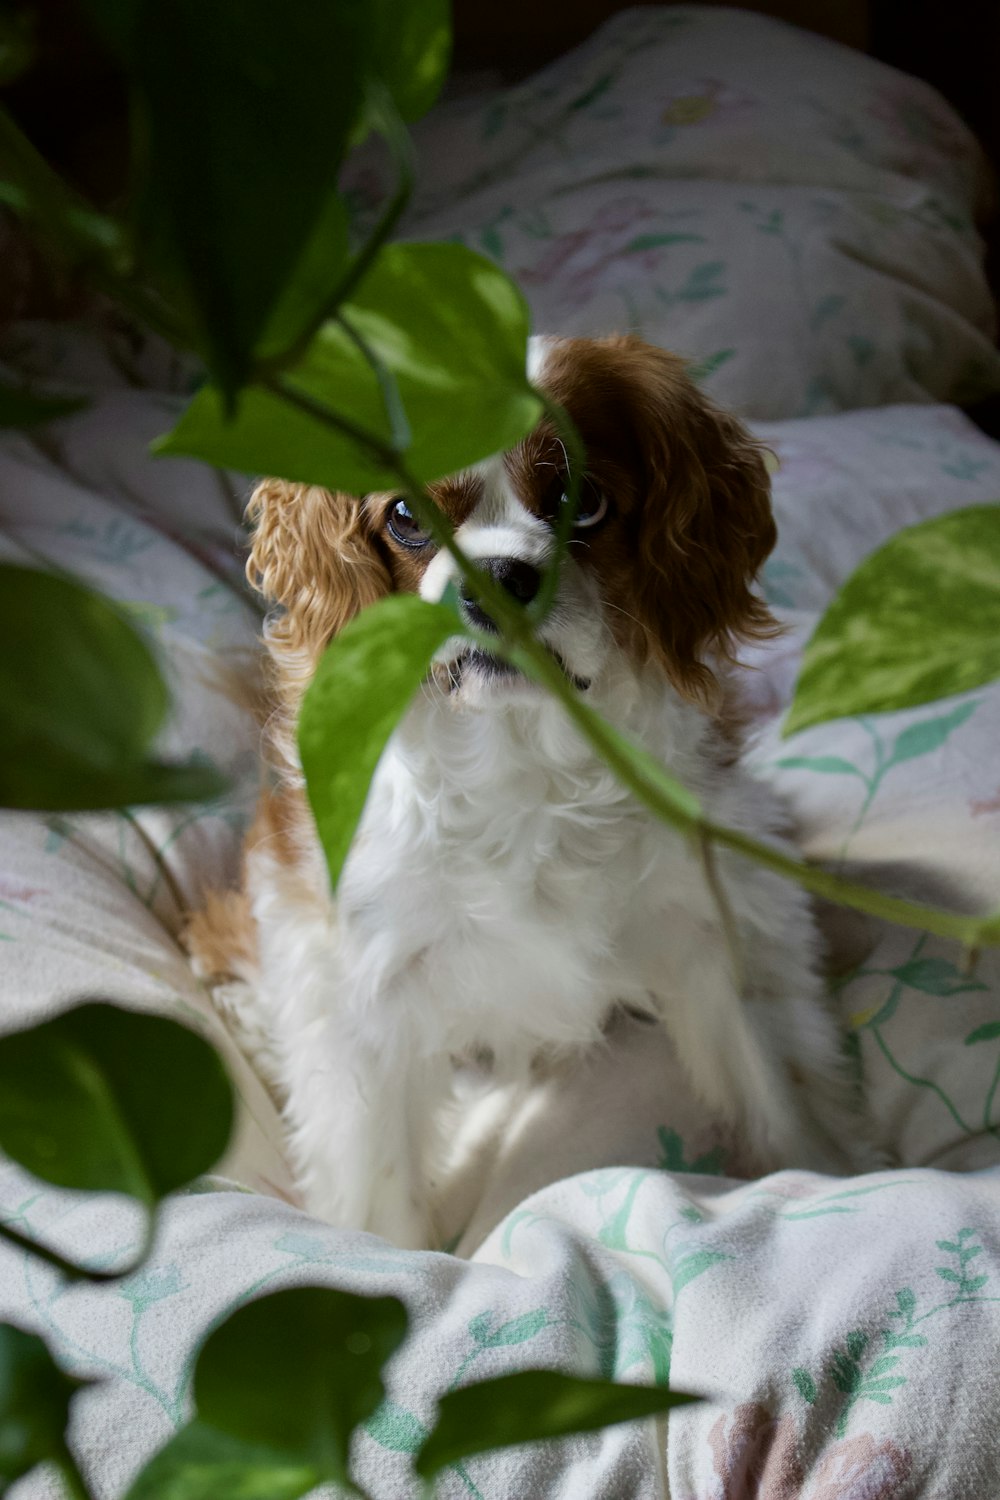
[246,480,392,702]
[615,339,778,701]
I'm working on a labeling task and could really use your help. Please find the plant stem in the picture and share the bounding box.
[529,393,587,623]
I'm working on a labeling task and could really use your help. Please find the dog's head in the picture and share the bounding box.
[247,335,777,716]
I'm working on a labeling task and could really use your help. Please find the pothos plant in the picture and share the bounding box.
[0,0,999,1496]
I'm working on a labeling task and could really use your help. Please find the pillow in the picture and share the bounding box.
[349,5,1000,419]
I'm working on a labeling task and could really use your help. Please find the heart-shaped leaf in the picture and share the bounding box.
[0,565,226,810]
[157,243,543,495]
[298,593,462,888]
[0,1002,234,1204]
[193,1288,409,1486]
[0,1323,93,1490]
[368,0,450,124]
[82,0,369,394]
[785,504,1000,735]
[415,1369,699,1480]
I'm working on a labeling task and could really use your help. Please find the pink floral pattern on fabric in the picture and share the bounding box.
[702,1404,912,1500]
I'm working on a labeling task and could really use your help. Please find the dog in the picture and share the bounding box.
[187,334,869,1249]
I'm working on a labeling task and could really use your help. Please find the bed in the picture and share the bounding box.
[2,8,999,1496]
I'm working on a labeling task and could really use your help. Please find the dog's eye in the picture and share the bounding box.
[565,480,609,531]
[386,497,432,549]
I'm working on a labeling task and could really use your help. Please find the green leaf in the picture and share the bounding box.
[368,0,450,124]
[82,0,369,394]
[776,755,867,778]
[0,382,85,429]
[124,1421,319,1500]
[895,1288,916,1315]
[784,505,1000,734]
[966,1022,1000,1045]
[415,1370,698,1480]
[0,107,123,262]
[2,750,226,813]
[158,242,543,496]
[0,1002,233,1204]
[935,1268,962,1283]
[0,565,226,811]
[891,956,987,997]
[192,1288,408,1486]
[298,594,462,888]
[865,1356,900,1380]
[963,1274,988,1293]
[888,703,979,766]
[0,561,167,766]
[791,1367,816,1403]
[0,1323,91,1488]
[253,195,350,364]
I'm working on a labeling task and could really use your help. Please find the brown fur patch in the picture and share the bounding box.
[525,335,779,702]
[183,888,257,982]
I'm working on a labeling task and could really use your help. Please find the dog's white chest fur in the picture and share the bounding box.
[338,692,713,1056]
[246,679,863,1249]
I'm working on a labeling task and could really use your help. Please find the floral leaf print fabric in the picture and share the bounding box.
[4,10,1000,1489]
[342,5,1000,419]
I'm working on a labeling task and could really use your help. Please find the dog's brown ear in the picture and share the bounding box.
[246,480,392,674]
[617,341,778,701]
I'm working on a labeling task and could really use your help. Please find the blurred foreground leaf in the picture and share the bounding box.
[0,565,225,810]
[82,0,369,393]
[158,243,543,494]
[0,1323,92,1491]
[0,1002,234,1205]
[368,0,450,125]
[128,1288,409,1498]
[0,382,86,428]
[416,1369,699,1479]
[124,1422,320,1500]
[785,504,1000,735]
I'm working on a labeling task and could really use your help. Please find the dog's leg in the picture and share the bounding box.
[657,921,863,1176]
[274,1013,436,1249]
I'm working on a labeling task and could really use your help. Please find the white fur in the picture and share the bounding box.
[235,462,869,1249]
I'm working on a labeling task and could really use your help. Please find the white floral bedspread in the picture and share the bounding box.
[3,7,1000,1496]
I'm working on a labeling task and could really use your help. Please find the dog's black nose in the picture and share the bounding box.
[460,558,542,633]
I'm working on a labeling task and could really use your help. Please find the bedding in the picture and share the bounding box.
[359,5,1000,422]
[3,6,1000,1498]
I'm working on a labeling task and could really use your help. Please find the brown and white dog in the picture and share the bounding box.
[188,335,868,1248]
